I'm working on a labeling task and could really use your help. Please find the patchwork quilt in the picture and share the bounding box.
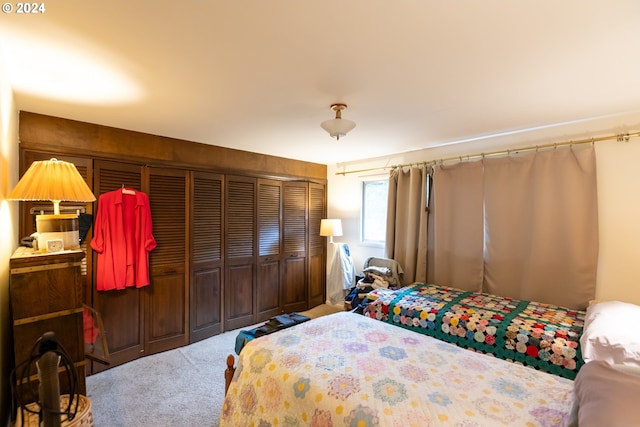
[220,312,574,427]
[363,283,585,379]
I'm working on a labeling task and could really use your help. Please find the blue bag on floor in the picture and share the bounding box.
[234,312,310,354]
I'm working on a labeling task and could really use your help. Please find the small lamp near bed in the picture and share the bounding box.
[8,158,96,252]
[321,219,355,304]
[320,218,342,244]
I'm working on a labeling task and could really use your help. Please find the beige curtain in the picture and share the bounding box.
[385,165,428,283]
[429,161,485,292]
[482,145,598,309]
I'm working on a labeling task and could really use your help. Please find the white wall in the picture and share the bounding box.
[0,50,19,426]
[328,120,640,306]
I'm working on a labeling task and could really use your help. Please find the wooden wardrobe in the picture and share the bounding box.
[16,111,327,373]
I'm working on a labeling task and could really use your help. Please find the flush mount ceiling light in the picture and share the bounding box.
[320,103,356,140]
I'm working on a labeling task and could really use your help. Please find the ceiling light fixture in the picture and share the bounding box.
[320,103,356,140]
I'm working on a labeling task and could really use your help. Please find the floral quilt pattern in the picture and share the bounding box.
[364,283,586,379]
[220,312,574,427]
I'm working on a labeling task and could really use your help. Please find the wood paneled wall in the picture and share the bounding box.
[18,111,327,181]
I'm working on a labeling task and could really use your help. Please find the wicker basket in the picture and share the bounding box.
[14,394,93,427]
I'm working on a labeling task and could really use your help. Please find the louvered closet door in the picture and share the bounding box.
[282,181,308,313]
[225,175,257,330]
[190,171,224,342]
[92,160,145,372]
[308,182,327,307]
[146,167,189,354]
[257,179,282,321]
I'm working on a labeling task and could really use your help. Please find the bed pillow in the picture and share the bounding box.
[567,360,640,427]
[580,300,640,367]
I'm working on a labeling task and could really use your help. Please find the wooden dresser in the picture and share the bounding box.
[9,247,86,403]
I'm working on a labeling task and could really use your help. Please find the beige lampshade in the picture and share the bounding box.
[320,219,343,237]
[9,158,96,252]
[8,158,96,214]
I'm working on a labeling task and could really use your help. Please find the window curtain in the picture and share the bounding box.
[385,165,428,283]
[482,145,598,309]
[428,161,485,292]
[427,144,598,309]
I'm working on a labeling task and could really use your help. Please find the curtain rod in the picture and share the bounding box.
[335,131,640,176]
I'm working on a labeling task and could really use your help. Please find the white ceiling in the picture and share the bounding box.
[1,1,639,166]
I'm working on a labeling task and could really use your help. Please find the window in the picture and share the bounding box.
[362,179,388,245]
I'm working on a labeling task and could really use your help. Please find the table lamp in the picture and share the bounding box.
[8,158,96,252]
[320,219,343,244]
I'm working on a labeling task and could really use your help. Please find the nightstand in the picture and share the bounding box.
[9,247,86,404]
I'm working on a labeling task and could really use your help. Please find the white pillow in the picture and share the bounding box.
[580,300,640,367]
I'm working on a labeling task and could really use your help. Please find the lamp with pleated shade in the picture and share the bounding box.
[8,158,96,252]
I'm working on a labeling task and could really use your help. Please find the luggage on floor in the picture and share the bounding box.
[234,312,310,354]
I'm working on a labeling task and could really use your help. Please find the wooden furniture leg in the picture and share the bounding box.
[225,354,236,394]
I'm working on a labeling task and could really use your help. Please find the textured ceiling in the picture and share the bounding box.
[1,1,639,165]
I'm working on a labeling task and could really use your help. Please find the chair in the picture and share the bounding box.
[360,256,405,288]
[345,257,405,311]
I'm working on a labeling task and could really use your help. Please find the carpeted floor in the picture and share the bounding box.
[86,303,343,426]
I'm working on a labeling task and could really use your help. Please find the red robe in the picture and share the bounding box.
[91,188,157,291]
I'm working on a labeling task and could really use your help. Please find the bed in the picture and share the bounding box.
[220,311,575,426]
[363,283,585,379]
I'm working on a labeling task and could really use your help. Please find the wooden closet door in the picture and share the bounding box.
[308,182,327,307]
[92,160,144,372]
[146,167,189,354]
[225,175,257,330]
[190,171,224,342]
[282,181,308,313]
[257,179,282,321]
